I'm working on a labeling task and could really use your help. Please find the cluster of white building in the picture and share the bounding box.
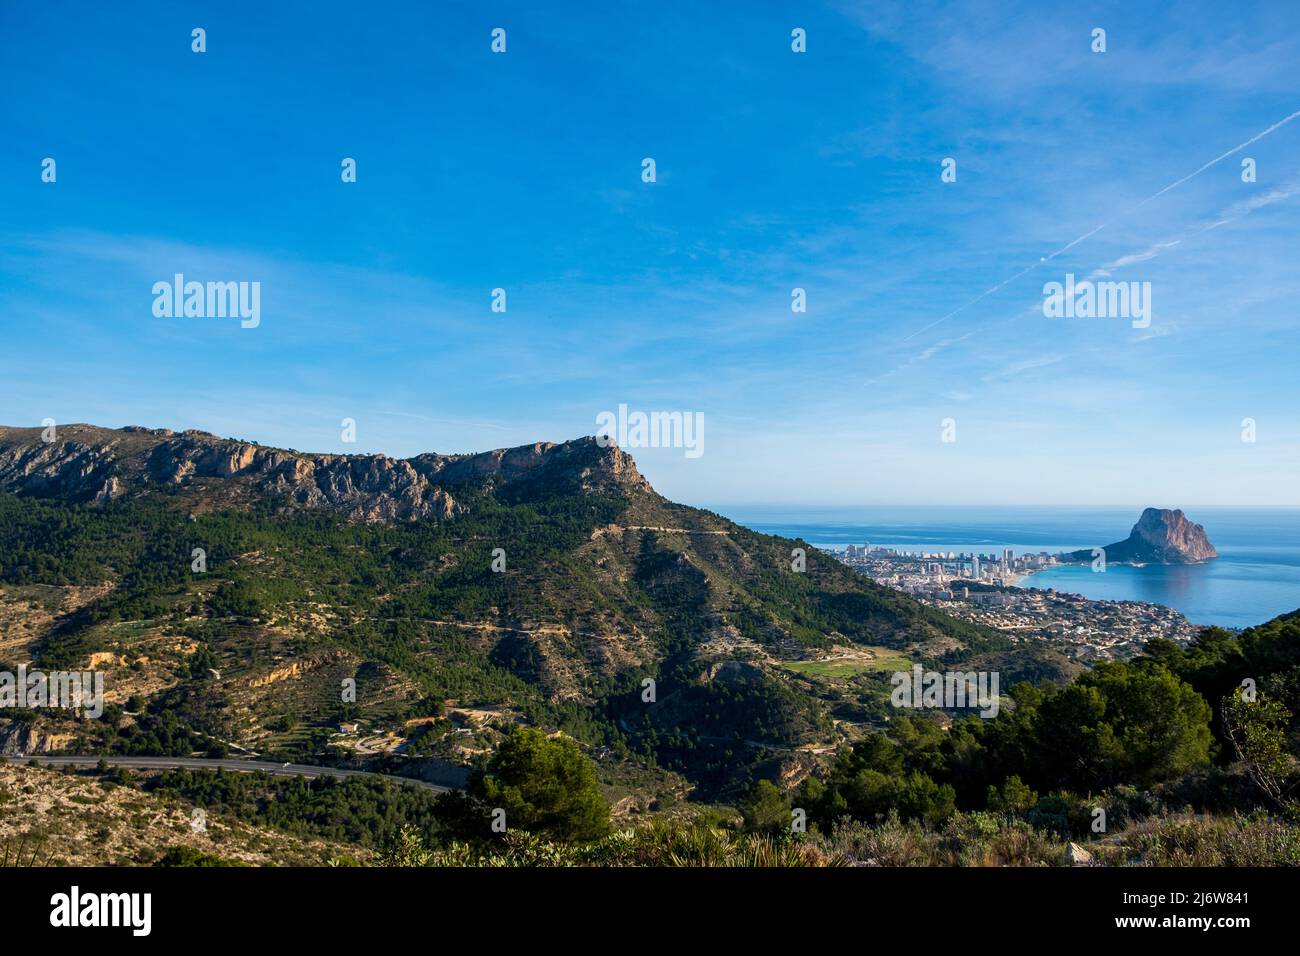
[839,543,1059,595]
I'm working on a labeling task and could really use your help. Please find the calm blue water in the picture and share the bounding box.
[714,506,1300,629]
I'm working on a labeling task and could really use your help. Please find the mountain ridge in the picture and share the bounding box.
[0,421,1058,799]
[0,423,651,522]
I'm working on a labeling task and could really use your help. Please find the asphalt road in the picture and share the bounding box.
[22,754,453,792]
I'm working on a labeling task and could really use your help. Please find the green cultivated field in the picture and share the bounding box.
[782,647,912,678]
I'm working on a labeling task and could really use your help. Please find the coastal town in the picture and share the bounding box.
[830,544,1202,661]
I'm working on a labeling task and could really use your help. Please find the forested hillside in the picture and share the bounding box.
[0,424,1047,798]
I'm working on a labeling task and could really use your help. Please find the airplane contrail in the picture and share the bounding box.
[899,108,1300,344]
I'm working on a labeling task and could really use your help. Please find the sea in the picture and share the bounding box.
[714,506,1300,630]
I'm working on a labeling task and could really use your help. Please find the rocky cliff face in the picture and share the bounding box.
[1067,508,1217,565]
[0,424,652,522]
[1128,508,1218,561]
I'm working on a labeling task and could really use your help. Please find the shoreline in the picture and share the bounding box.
[800,538,1290,631]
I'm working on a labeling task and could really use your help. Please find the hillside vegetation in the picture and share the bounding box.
[4,424,1296,865]
[0,425,1044,799]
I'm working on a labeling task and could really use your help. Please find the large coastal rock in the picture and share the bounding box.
[1066,508,1217,565]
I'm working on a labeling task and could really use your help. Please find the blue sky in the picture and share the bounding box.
[2,0,1298,507]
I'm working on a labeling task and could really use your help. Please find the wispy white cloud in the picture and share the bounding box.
[1089,173,1300,279]
[981,354,1064,384]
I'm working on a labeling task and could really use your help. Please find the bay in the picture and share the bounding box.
[714,505,1300,629]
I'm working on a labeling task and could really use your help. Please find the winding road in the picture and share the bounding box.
[23,755,453,792]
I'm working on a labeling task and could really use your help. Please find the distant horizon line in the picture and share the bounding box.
[702,503,1300,512]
